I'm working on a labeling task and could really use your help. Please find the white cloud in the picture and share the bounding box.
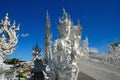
[89,47,99,53]
[21,33,29,37]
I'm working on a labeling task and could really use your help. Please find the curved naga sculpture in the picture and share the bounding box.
[0,13,20,80]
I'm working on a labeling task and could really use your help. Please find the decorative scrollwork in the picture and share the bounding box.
[0,13,20,56]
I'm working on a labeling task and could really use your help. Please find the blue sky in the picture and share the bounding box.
[0,0,120,61]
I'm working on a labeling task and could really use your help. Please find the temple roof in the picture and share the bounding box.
[110,41,120,47]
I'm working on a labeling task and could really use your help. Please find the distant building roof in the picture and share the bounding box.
[110,41,120,47]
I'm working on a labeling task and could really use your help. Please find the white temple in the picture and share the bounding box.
[29,9,84,80]
[0,9,120,80]
[43,9,90,80]
[43,9,120,80]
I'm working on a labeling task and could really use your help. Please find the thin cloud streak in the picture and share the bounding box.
[21,33,29,37]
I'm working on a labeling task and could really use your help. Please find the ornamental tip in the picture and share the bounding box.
[59,16,62,23]
[18,23,20,27]
[46,10,50,22]
[16,24,20,30]
[77,19,82,30]
[11,20,16,28]
[6,13,8,16]
[13,20,16,25]
[63,8,67,16]
[5,13,9,20]
[46,10,48,16]
[63,8,66,13]
[62,8,69,21]
[85,35,88,40]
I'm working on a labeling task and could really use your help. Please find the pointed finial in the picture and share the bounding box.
[18,23,20,27]
[16,24,20,30]
[46,10,49,19]
[6,13,8,16]
[13,20,16,25]
[85,35,88,40]
[46,10,49,20]
[46,10,50,28]
[35,41,39,49]
[62,8,69,22]
[77,19,82,31]
[46,10,48,17]
[11,20,16,28]
[62,8,67,16]
[5,13,9,20]
[59,16,62,23]
[63,8,66,13]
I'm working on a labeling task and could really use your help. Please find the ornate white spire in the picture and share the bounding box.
[58,9,72,39]
[77,20,82,36]
[0,13,20,80]
[32,42,41,60]
[44,11,52,63]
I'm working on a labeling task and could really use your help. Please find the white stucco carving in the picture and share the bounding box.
[0,13,19,80]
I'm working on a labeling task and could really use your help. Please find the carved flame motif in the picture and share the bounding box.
[0,13,20,56]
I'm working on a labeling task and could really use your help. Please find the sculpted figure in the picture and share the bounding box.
[52,9,80,80]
